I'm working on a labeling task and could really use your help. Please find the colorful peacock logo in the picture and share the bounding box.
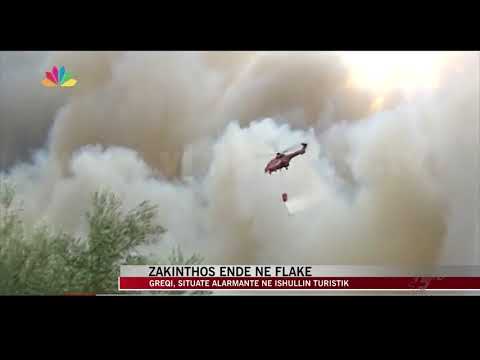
[42,65,77,88]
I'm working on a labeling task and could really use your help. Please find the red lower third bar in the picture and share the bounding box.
[118,277,480,291]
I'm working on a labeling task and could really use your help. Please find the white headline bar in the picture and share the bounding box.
[120,265,480,277]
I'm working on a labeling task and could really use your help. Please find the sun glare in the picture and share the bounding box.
[339,51,456,95]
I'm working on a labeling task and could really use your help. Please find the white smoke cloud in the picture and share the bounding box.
[1,51,478,266]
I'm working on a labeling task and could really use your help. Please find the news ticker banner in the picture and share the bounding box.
[118,265,480,291]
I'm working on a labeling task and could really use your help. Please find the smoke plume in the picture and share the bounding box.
[1,51,478,265]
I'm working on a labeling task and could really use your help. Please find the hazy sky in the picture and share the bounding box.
[1,51,478,266]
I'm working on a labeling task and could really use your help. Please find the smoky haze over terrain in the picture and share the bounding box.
[0,51,478,266]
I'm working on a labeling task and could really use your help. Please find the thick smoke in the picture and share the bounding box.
[1,51,478,265]
[0,52,67,168]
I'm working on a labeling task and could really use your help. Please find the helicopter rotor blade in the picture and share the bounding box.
[279,143,302,154]
[253,152,276,158]
[254,140,304,159]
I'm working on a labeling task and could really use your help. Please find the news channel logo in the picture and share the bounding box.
[41,65,77,88]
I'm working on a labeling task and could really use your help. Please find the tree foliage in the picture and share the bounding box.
[0,180,203,295]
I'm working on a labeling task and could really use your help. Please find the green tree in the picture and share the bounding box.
[0,180,205,295]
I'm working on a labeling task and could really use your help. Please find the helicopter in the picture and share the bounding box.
[264,143,308,174]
